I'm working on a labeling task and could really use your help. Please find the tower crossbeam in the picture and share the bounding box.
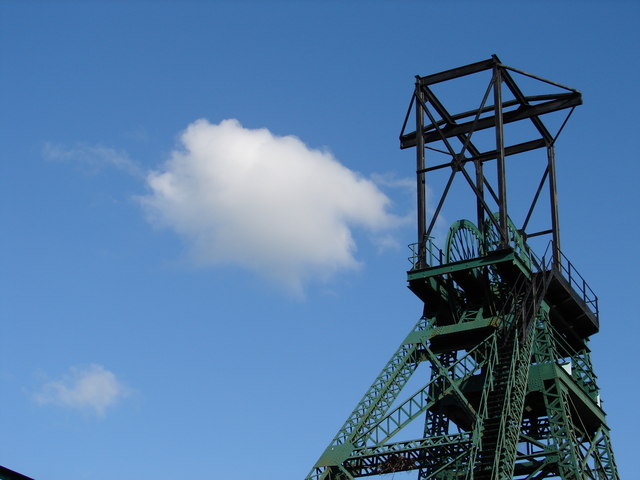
[304,57,619,480]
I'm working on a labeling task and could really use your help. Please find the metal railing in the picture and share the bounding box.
[536,241,599,318]
[408,237,444,270]
[556,249,599,318]
[408,230,599,319]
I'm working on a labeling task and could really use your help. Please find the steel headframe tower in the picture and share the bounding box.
[304,56,619,480]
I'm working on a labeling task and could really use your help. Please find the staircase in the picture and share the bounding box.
[475,329,516,480]
[474,270,550,480]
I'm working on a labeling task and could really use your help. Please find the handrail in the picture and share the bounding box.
[408,221,599,319]
[408,237,444,270]
[555,249,599,318]
[524,240,598,319]
[547,321,599,401]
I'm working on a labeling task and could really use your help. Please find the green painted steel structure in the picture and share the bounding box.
[304,58,619,480]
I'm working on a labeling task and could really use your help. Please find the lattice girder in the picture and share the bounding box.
[305,57,619,480]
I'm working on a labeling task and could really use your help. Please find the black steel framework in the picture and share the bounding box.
[401,54,579,269]
[304,56,619,480]
[0,466,35,480]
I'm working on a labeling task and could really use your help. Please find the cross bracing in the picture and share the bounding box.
[304,58,618,480]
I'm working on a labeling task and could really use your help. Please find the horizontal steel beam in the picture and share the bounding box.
[413,97,534,132]
[345,435,471,477]
[467,139,547,163]
[417,140,548,173]
[417,58,496,86]
[400,93,581,148]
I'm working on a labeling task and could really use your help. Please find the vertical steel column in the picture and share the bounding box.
[475,161,485,240]
[493,65,508,245]
[547,144,561,268]
[415,79,427,266]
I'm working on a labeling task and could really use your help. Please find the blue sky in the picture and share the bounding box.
[1,1,639,479]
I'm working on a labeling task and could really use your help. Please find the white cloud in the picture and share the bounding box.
[140,119,400,294]
[370,172,414,191]
[34,364,128,417]
[43,142,143,178]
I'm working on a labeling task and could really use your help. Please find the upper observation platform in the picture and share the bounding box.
[407,218,599,341]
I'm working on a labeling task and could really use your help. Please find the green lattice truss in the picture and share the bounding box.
[305,218,619,480]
